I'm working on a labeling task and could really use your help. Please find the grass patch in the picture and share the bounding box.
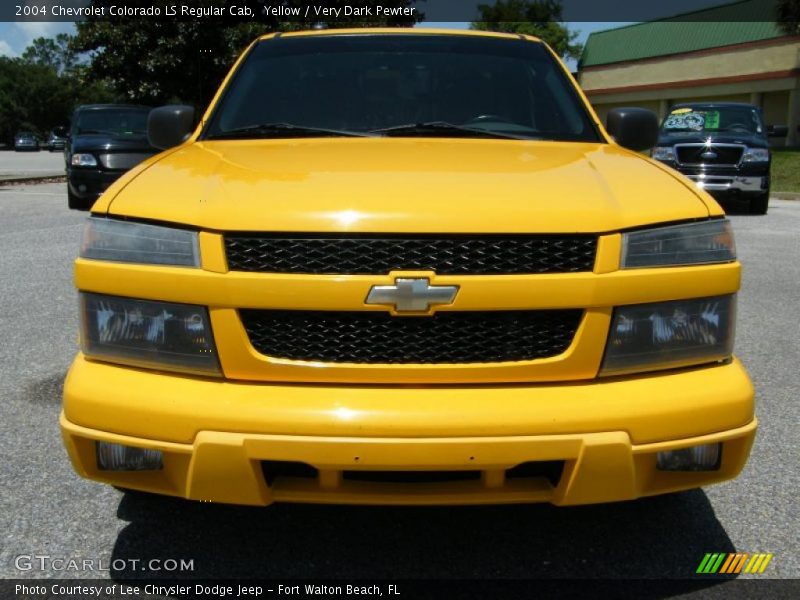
[770,149,800,193]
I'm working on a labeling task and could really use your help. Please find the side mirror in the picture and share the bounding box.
[606,107,659,151]
[147,105,195,150]
[767,124,788,138]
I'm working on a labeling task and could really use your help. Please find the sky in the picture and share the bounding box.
[0,21,629,65]
[0,21,76,57]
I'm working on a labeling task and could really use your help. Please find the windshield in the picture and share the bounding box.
[204,34,600,142]
[661,106,763,134]
[75,108,150,137]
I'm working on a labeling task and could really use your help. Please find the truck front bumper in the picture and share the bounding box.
[686,174,767,193]
[61,355,757,506]
[67,168,124,200]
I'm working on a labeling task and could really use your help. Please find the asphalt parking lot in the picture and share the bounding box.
[0,182,798,592]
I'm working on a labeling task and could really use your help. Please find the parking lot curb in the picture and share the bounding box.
[0,173,65,184]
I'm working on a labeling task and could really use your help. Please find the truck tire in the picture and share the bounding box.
[67,188,92,211]
[749,193,769,215]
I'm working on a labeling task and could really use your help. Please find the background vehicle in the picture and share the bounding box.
[65,104,156,210]
[651,102,786,215]
[14,131,39,151]
[46,126,68,152]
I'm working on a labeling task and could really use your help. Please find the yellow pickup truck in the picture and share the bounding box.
[61,29,755,506]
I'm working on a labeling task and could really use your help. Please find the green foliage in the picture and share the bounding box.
[72,0,419,110]
[777,0,800,35]
[0,58,65,142]
[0,51,119,144]
[770,149,800,192]
[21,34,78,75]
[470,0,583,60]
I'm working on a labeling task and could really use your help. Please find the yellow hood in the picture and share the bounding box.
[103,138,714,233]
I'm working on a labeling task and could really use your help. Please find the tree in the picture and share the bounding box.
[21,33,78,75]
[470,0,582,61]
[1,35,119,143]
[0,58,70,141]
[777,0,800,35]
[72,0,420,111]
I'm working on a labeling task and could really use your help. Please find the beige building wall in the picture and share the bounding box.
[592,100,660,123]
[579,39,800,145]
[580,40,800,92]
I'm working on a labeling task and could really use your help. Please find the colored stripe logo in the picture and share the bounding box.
[697,552,773,574]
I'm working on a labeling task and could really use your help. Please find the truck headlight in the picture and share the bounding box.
[600,295,735,376]
[651,146,675,161]
[80,293,220,376]
[621,219,735,268]
[81,217,200,267]
[742,147,769,163]
[71,153,97,167]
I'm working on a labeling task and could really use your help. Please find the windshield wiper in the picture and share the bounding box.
[371,121,533,140]
[206,123,372,140]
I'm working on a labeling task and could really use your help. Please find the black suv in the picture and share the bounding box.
[651,102,786,215]
[65,104,157,210]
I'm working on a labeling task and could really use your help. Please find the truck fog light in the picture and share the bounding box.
[656,443,721,471]
[96,442,163,471]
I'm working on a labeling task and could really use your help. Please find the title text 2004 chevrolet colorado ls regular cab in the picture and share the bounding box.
[61,29,755,506]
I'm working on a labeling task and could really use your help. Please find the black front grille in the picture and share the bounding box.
[224,234,597,275]
[240,309,582,364]
[98,152,153,170]
[676,145,743,166]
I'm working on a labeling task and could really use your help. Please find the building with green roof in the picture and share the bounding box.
[577,0,800,145]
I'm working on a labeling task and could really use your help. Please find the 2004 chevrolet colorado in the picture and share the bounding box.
[61,29,756,506]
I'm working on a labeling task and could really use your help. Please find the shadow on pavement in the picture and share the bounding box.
[717,197,765,216]
[110,489,735,593]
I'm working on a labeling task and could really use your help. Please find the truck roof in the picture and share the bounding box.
[257,28,540,43]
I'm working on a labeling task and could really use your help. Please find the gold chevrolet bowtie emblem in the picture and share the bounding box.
[365,278,458,313]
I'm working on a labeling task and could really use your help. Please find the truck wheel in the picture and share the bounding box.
[749,193,769,215]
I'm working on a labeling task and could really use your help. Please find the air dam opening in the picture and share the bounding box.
[262,460,318,486]
[506,460,565,487]
[260,460,566,488]
[343,470,481,484]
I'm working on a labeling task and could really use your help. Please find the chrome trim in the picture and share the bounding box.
[674,143,745,167]
[366,278,459,313]
[686,174,765,192]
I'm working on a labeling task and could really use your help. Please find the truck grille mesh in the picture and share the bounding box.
[676,145,744,166]
[224,234,597,275]
[240,309,582,364]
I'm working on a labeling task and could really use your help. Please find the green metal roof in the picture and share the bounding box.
[580,0,785,68]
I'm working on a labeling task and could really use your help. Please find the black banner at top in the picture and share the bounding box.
[0,0,792,23]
